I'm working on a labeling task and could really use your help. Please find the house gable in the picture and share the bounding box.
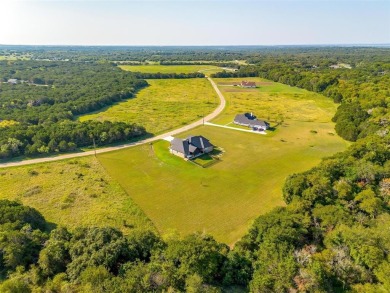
[169,135,214,159]
[234,113,269,130]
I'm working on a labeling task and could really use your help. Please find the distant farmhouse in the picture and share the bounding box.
[240,81,256,88]
[7,79,18,85]
[170,135,214,159]
[234,113,270,131]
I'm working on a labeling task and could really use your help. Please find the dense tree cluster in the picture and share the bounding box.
[0,61,147,123]
[0,61,148,159]
[0,120,145,158]
[1,45,250,62]
[0,200,244,292]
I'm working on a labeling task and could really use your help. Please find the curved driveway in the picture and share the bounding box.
[0,77,225,168]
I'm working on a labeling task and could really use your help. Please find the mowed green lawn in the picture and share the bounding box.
[79,79,219,135]
[98,122,348,244]
[119,64,222,74]
[0,157,155,234]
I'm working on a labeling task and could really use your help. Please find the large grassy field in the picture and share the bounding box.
[98,122,348,244]
[213,77,337,126]
[79,79,219,135]
[119,64,222,74]
[0,157,155,234]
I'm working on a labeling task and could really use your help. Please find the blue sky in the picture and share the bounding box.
[0,0,389,45]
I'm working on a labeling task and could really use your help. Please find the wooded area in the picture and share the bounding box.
[0,61,148,158]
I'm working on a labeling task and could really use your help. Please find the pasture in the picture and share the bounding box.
[119,64,222,74]
[0,157,155,234]
[79,79,219,135]
[98,121,348,245]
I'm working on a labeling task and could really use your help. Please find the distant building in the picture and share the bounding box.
[240,81,256,88]
[7,79,18,85]
[170,135,214,159]
[234,113,269,131]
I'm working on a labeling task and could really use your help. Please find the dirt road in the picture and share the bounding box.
[0,77,226,168]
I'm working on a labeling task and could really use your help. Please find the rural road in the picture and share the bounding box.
[0,77,226,168]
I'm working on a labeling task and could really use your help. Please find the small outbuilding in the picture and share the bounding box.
[170,135,214,159]
[234,113,270,131]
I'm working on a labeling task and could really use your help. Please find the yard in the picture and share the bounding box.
[98,120,348,245]
[191,152,220,168]
[79,79,219,135]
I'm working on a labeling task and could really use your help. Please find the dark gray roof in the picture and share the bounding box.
[170,135,213,156]
[170,138,189,156]
[244,113,256,120]
[234,114,269,128]
[187,136,213,149]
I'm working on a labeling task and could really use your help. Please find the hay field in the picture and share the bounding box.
[79,79,219,135]
[119,64,222,74]
[0,157,155,234]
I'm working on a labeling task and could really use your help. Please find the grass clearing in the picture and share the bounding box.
[0,157,155,234]
[214,77,336,125]
[0,120,19,128]
[79,79,219,135]
[98,120,348,245]
[120,64,223,74]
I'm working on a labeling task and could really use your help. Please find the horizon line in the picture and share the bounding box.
[1,43,390,47]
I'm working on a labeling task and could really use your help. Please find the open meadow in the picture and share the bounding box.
[79,79,219,135]
[119,64,222,74]
[213,77,337,126]
[0,157,155,234]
